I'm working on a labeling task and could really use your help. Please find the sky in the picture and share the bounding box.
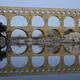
[0,0,80,8]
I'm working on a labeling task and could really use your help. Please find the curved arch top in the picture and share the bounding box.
[48,16,60,27]
[11,15,28,27]
[11,29,28,37]
[32,16,44,27]
[64,16,75,27]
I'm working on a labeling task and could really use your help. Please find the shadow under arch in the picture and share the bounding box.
[63,29,77,54]
[48,29,62,41]
[64,29,74,35]
[0,42,8,69]
[47,29,61,54]
[63,29,75,42]
[53,29,61,37]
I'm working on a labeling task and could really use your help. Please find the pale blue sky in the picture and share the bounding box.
[0,0,80,8]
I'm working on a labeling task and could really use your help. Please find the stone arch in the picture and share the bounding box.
[11,29,28,54]
[32,16,44,27]
[11,56,28,68]
[48,29,61,43]
[11,15,28,27]
[0,15,7,25]
[64,16,75,27]
[48,56,60,66]
[64,55,75,66]
[32,29,44,39]
[48,16,60,27]
[32,44,44,54]
[32,56,45,67]
[11,29,28,37]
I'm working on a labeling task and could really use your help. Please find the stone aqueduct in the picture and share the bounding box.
[0,6,80,76]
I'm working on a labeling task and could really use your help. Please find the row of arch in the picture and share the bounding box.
[0,55,77,69]
[11,44,80,55]
[11,29,44,38]
[2,42,80,55]
[10,29,80,54]
[0,15,80,27]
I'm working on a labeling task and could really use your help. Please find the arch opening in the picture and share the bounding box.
[32,56,45,67]
[11,16,28,27]
[64,55,75,66]
[48,29,61,41]
[11,29,28,54]
[32,44,44,54]
[64,16,75,27]
[11,56,28,68]
[48,56,60,66]
[11,29,28,37]
[48,16,60,27]
[32,29,44,39]
[64,29,74,35]
[32,16,44,27]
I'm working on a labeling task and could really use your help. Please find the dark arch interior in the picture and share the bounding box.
[0,22,7,58]
[64,29,74,35]
[0,22,7,38]
[48,29,61,37]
